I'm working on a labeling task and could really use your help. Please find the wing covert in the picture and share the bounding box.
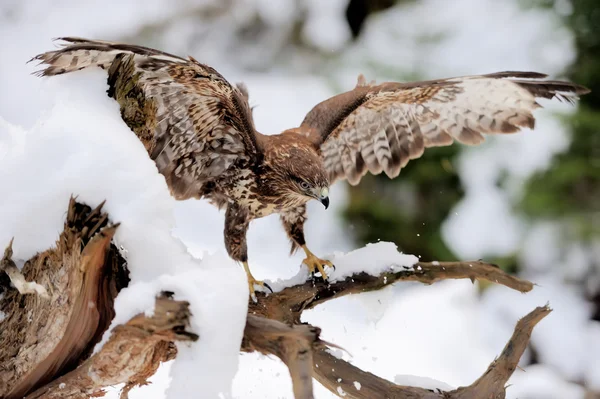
[301,72,589,185]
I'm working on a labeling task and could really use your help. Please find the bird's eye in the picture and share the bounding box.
[300,181,310,190]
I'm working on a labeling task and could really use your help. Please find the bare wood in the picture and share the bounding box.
[25,294,199,399]
[451,305,552,399]
[0,198,128,398]
[310,306,551,399]
[245,260,543,399]
[242,315,322,399]
[249,259,533,324]
[313,349,441,399]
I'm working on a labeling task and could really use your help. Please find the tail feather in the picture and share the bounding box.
[30,37,186,77]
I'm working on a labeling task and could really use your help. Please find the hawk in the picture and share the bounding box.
[33,38,589,297]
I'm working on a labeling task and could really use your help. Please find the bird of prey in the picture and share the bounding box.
[33,38,589,298]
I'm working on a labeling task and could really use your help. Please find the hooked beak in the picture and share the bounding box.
[317,187,330,209]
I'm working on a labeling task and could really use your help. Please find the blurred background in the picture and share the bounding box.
[1,0,599,398]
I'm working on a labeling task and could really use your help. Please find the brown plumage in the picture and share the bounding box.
[32,38,590,297]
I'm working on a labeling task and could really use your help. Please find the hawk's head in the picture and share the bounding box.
[263,133,330,209]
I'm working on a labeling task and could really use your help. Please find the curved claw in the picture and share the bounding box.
[263,281,273,293]
[243,261,272,301]
[302,254,334,281]
[248,278,272,294]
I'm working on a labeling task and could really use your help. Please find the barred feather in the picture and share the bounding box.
[304,72,590,185]
[33,37,260,201]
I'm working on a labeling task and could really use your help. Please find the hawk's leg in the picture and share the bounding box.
[281,206,335,281]
[225,204,272,299]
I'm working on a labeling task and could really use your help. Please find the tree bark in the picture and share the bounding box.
[0,198,548,398]
[0,198,195,398]
[25,293,198,399]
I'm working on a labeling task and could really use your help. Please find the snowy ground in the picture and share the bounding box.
[1,0,598,398]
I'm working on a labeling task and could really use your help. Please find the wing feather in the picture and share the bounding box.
[302,73,589,185]
[32,38,260,199]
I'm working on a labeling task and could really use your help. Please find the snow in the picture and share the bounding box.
[0,71,248,398]
[265,242,417,292]
[351,0,574,79]
[302,0,351,52]
[352,381,361,391]
[326,348,345,360]
[508,364,586,399]
[480,277,600,387]
[303,281,499,394]
[325,242,417,282]
[442,185,524,259]
[0,0,596,397]
[393,374,454,392]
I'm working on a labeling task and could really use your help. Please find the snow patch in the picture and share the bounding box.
[508,364,585,399]
[0,71,248,398]
[326,242,417,282]
[266,242,417,292]
[394,374,454,391]
[481,277,599,386]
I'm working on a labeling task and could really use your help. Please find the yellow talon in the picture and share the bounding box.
[301,245,334,280]
[242,261,272,301]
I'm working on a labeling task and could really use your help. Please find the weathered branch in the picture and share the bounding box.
[0,198,129,398]
[313,349,441,399]
[451,305,552,399]
[25,293,198,399]
[242,315,323,399]
[245,259,542,399]
[311,306,551,399]
[249,259,533,324]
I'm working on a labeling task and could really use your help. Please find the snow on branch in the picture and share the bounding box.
[249,258,534,324]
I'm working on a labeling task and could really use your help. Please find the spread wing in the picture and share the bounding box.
[32,37,260,199]
[301,72,590,185]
